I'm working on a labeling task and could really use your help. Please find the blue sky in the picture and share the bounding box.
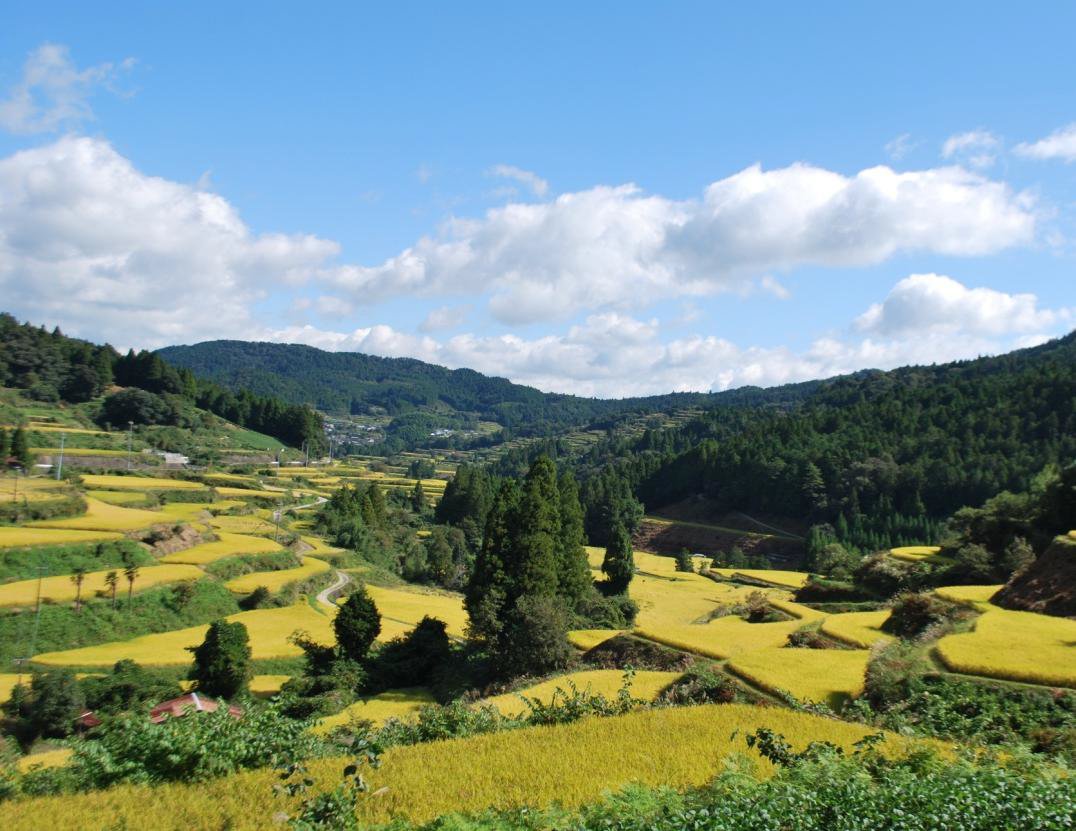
[1,2,1074,396]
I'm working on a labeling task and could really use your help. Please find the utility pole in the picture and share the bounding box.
[55,431,65,480]
[126,421,134,471]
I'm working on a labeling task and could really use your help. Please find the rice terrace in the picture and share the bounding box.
[1,3,1075,828]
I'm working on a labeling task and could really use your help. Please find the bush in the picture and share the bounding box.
[496,595,573,678]
[660,666,739,705]
[881,592,966,640]
[188,619,252,699]
[81,660,182,715]
[334,585,381,663]
[372,616,452,690]
[2,669,85,745]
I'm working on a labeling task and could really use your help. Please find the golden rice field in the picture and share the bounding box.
[26,425,108,436]
[935,607,1076,688]
[0,527,122,549]
[636,616,809,660]
[159,532,284,564]
[224,556,331,594]
[710,568,810,589]
[30,497,168,532]
[767,598,827,621]
[85,489,151,506]
[213,487,285,500]
[820,610,894,648]
[0,477,69,502]
[0,563,203,607]
[0,704,933,830]
[567,629,623,650]
[631,571,779,630]
[890,545,943,563]
[208,514,279,535]
[32,603,335,667]
[30,447,122,457]
[250,674,290,698]
[78,475,204,491]
[157,501,243,521]
[16,748,73,773]
[934,584,1003,607]
[482,669,682,717]
[313,688,436,733]
[0,674,21,704]
[727,646,871,706]
[297,535,345,556]
[364,584,468,640]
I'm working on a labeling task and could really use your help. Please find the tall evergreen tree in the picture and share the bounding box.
[9,427,32,468]
[602,522,634,594]
[333,584,381,662]
[556,471,593,605]
[509,456,561,599]
[188,620,252,699]
[464,480,519,642]
[410,479,427,513]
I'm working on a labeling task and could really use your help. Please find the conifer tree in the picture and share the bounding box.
[410,479,427,513]
[465,480,519,642]
[510,456,561,599]
[602,522,634,594]
[556,471,593,604]
[334,584,382,662]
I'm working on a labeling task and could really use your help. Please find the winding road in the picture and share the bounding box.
[316,568,352,609]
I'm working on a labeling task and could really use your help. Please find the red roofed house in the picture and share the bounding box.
[149,692,242,723]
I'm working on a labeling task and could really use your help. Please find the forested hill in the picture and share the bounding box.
[157,340,822,433]
[573,330,1076,552]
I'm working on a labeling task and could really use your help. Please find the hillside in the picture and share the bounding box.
[157,340,821,436]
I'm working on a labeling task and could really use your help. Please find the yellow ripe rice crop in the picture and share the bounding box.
[27,425,108,436]
[711,568,810,589]
[208,514,279,535]
[30,447,123,457]
[224,556,331,594]
[482,669,682,717]
[85,490,151,506]
[159,532,284,565]
[935,607,1076,688]
[30,497,167,532]
[890,545,943,563]
[0,704,932,830]
[250,674,290,698]
[0,527,122,549]
[33,603,335,667]
[934,585,1003,607]
[567,629,623,650]
[213,487,285,500]
[78,475,204,491]
[727,647,871,706]
[313,688,436,733]
[820,610,894,648]
[298,535,345,556]
[630,571,776,630]
[768,598,827,621]
[0,674,23,704]
[158,501,243,521]
[636,616,809,660]
[0,563,203,607]
[0,478,69,502]
[16,748,73,772]
[364,584,468,640]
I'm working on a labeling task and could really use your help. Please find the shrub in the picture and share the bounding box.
[497,595,573,678]
[372,616,451,689]
[81,660,182,715]
[2,669,85,745]
[881,592,965,640]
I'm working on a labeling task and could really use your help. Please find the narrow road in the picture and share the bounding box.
[272,495,327,524]
[316,569,351,609]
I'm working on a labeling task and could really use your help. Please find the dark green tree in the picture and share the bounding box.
[188,619,252,699]
[556,471,593,604]
[333,585,381,662]
[601,522,634,594]
[510,456,561,599]
[496,595,572,678]
[464,480,519,643]
[10,426,32,468]
[410,479,427,513]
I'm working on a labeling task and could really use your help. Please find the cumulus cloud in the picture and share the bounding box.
[325,162,1037,324]
[487,164,549,197]
[0,43,132,134]
[0,136,339,348]
[261,277,1071,398]
[941,130,1001,169]
[855,274,1067,337]
[1015,123,1076,162]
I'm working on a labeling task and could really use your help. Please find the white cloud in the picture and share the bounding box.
[1014,123,1076,162]
[419,304,470,332]
[941,130,1001,169]
[0,43,132,135]
[487,164,549,197]
[262,277,1071,398]
[0,136,339,348]
[325,162,1036,324]
[885,133,916,160]
[855,273,1067,337]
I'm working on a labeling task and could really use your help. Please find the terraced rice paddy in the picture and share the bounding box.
[249,674,290,698]
[0,527,122,548]
[85,490,152,506]
[0,563,203,607]
[208,514,279,535]
[935,608,1076,688]
[30,497,168,532]
[78,475,204,491]
[727,647,871,705]
[0,478,70,502]
[890,545,944,563]
[224,556,331,594]
[364,584,468,640]
[482,669,682,717]
[567,629,623,650]
[157,501,243,521]
[159,532,284,564]
[820,609,894,648]
[32,603,335,667]
[16,748,73,772]
[0,704,933,829]
[635,615,811,660]
[313,687,436,733]
[934,585,1003,607]
[710,568,810,589]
